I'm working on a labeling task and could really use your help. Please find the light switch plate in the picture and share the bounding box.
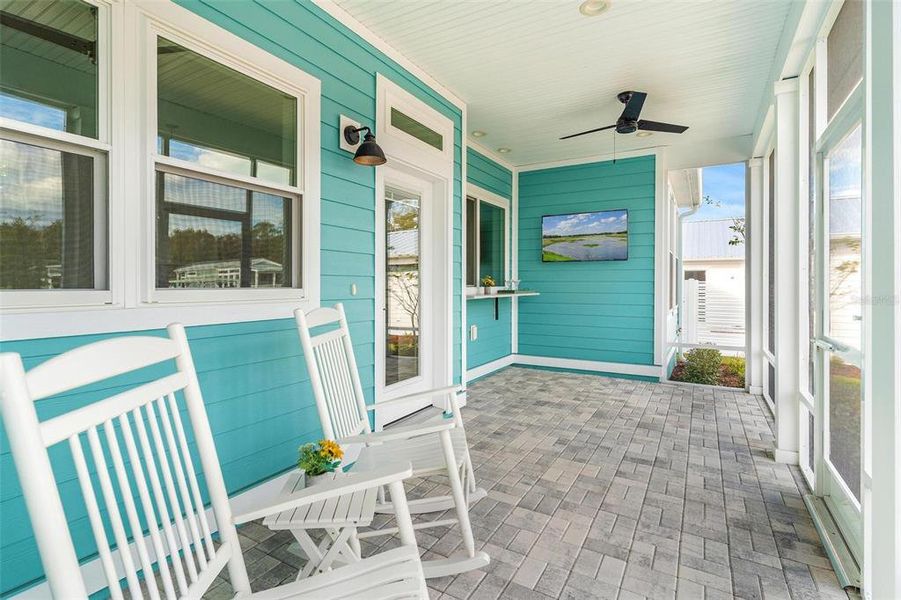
[339,115,362,153]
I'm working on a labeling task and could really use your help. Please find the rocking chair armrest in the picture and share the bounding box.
[232,461,413,525]
[364,385,463,413]
[337,420,456,446]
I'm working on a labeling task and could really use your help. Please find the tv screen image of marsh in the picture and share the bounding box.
[541,210,628,262]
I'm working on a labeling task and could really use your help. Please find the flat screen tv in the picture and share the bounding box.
[541,209,628,262]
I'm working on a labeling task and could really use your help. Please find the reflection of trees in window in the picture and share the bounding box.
[0,217,62,288]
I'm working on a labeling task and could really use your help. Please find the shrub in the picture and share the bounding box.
[682,348,722,385]
[721,356,746,380]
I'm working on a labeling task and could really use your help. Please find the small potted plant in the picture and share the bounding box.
[297,439,344,486]
[481,274,495,295]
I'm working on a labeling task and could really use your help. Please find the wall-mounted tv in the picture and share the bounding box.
[541,209,628,262]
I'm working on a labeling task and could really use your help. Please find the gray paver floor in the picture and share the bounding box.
[208,367,857,600]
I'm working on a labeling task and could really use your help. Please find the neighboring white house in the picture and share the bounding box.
[682,219,745,350]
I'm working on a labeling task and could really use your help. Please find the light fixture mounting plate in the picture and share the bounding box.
[339,115,362,152]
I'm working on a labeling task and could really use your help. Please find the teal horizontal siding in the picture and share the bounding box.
[466,149,513,370]
[0,1,462,594]
[517,155,656,367]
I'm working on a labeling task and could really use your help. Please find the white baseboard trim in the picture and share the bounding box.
[774,449,800,465]
[465,355,515,383]
[13,471,294,599]
[511,354,660,379]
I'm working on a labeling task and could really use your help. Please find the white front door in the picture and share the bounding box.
[376,168,443,426]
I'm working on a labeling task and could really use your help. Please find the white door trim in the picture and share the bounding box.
[374,75,454,428]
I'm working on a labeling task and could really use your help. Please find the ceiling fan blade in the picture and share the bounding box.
[559,124,615,140]
[637,120,688,134]
[620,91,647,122]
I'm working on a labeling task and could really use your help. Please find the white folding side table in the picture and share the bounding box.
[262,470,379,579]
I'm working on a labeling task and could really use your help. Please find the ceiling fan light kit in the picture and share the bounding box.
[560,90,689,140]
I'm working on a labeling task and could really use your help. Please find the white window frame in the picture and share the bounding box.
[0,0,321,340]
[465,184,510,292]
[142,12,314,304]
[0,0,114,310]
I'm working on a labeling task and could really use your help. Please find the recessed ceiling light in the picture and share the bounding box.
[497,147,511,154]
[579,0,610,17]
[472,130,486,138]
[636,131,653,138]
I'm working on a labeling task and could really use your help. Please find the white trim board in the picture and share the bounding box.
[465,354,661,383]
[12,470,294,599]
[465,354,515,383]
[512,355,660,379]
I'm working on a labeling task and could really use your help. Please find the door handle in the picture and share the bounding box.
[814,339,836,352]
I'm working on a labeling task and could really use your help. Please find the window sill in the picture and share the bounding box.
[0,296,318,342]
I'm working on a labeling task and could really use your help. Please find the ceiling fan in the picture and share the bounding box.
[560,91,688,140]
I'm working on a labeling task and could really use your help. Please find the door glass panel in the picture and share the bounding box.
[385,186,421,386]
[826,126,862,345]
[826,124,862,501]
[828,354,861,500]
[479,201,505,286]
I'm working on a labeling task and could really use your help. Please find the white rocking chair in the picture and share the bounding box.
[0,324,428,600]
[294,303,489,578]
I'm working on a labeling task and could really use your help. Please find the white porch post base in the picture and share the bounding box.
[774,449,799,465]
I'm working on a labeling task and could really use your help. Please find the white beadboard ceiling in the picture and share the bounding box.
[332,0,794,167]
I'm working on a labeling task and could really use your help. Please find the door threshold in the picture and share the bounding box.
[803,494,861,591]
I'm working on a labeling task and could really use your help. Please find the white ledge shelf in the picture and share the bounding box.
[466,291,539,319]
[466,291,540,300]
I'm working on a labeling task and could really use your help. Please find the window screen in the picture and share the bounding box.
[0,139,105,289]
[157,37,297,187]
[0,0,99,138]
[826,0,863,121]
[156,172,293,289]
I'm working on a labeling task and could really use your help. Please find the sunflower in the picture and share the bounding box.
[319,439,344,460]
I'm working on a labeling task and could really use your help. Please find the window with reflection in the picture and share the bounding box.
[465,195,508,288]
[155,37,300,290]
[0,0,107,293]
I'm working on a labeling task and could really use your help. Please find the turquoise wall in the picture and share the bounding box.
[517,155,656,366]
[466,148,513,371]
[0,1,462,595]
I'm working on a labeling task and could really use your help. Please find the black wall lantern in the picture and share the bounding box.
[343,125,386,166]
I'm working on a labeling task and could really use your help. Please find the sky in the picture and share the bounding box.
[684,162,746,222]
[543,209,628,237]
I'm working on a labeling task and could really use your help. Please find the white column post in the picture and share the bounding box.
[773,77,800,464]
[746,158,764,395]
[863,0,900,597]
